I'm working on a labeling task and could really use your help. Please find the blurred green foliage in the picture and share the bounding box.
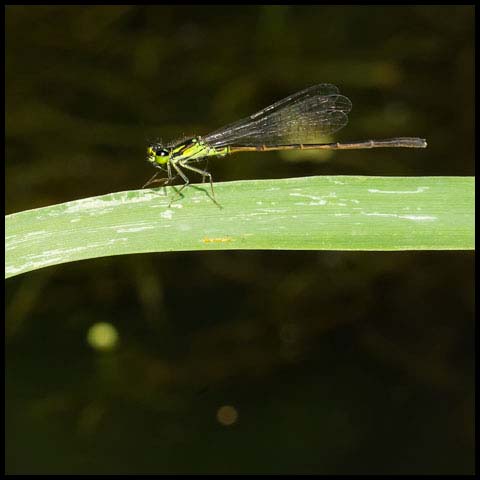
[5,5,474,474]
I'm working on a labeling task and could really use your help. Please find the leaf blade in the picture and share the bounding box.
[5,176,474,278]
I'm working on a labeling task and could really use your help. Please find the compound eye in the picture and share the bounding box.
[159,150,168,157]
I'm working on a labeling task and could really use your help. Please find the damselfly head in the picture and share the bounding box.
[147,144,172,165]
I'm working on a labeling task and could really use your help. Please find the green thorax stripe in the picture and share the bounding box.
[171,137,227,161]
[171,137,204,160]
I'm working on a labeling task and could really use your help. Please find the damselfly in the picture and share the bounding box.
[144,84,427,198]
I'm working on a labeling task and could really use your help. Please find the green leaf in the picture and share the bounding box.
[5,176,474,279]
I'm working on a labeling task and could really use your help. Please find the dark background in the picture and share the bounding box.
[5,6,474,474]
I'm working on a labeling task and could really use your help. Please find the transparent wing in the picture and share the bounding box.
[203,84,352,147]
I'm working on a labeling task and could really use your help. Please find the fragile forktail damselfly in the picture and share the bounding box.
[144,84,427,198]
